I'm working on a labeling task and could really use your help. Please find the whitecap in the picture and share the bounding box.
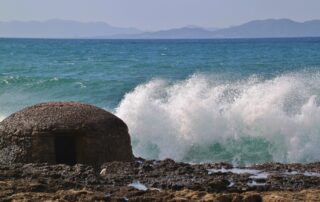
[0,115,5,122]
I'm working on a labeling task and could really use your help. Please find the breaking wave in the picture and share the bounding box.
[116,72,320,165]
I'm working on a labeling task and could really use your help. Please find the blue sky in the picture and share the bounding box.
[1,0,320,30]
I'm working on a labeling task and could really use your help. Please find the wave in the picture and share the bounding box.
[115,72,320,165]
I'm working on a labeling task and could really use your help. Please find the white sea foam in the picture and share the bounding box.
[247,180,266,187]
[208,168,261,175]
[0,115,5,122]
[128,181,148,191]
[116,72,320,163]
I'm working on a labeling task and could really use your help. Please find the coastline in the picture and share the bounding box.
[1,158,319,201]
[1,38,320,201]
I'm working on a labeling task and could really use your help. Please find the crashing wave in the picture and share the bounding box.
[116,72,320,164]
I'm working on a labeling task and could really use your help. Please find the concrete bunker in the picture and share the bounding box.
[0,102,134,166]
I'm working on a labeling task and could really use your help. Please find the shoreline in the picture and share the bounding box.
[1,158,320,201]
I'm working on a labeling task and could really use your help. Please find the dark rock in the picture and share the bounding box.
[242,194,262,202]
[216,194,233,202]
[0,160,320,201]
[208,179,230,191]
[0,102,134,166]
[142,164,154,172]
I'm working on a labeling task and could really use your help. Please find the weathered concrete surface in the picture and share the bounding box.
[0,102,134,166]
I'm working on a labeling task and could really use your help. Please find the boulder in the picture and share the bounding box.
[0,102,134,166]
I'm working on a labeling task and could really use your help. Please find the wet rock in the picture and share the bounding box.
[142,164,154,172]
[0,160,320,201]
[208,179,230,191]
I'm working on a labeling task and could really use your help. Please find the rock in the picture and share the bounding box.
[216,194,233,202]
[243,193,262,202]
[0,102,134,166]
[208,179,230,191]
[0,160,320,201]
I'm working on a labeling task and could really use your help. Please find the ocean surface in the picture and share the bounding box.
[1,38,320,165]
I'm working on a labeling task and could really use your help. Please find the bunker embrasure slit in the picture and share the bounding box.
[54,135,76,165]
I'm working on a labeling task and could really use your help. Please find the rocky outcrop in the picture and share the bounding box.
[0,160,320,201]
[0,102,134,166]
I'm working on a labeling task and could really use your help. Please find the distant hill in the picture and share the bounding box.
[211,19,320,38]
[109,27,215,39]
[0,19,142,38]
[108,19,320,39]
[1,19,320,39]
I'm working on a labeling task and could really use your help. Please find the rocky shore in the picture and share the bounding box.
[1,158,319,201]
[0,102,319,201]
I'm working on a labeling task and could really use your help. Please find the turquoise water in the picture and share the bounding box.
[1,38,320,164]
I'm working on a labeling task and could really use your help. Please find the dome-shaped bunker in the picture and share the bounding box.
[0,102,133,166]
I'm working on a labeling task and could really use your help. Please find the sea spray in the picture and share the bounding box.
[1,38,320,164]
[116,72,320,164]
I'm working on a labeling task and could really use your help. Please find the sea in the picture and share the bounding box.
[1,38,320,165]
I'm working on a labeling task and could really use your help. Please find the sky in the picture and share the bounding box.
[1,0,320,31]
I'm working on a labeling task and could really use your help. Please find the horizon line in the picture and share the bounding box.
[1,18,320,32]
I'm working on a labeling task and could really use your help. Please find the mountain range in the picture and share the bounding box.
[0,19,142,38]
[1,19,320,39]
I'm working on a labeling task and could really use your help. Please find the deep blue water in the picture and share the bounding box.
[1,38,320,164]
